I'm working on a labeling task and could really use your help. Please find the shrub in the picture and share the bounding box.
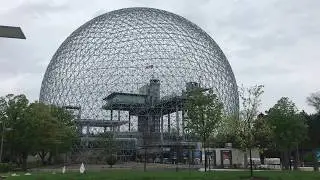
[106,154,117,168]
[303,152,313,162]
[0,163,12,172]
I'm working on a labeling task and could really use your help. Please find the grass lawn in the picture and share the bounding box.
[4,170,320,180]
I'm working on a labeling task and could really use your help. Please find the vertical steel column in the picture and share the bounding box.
[118,110,121,132]
[160,107,164,163]
[110,110,114,132]
[160,109,164,143]
[168,113,171,133]
[128,114,131,132]
[86,124,89,147]
[176,105,180,135]
[181,106,185,139]
[175,105,180,166]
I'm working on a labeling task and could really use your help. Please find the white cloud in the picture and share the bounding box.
[0,0,319,113]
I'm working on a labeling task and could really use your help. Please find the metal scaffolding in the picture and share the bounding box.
[39,7,239,164]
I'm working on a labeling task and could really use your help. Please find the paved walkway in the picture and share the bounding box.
[32,162,202,172]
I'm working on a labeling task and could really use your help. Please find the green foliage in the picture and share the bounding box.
[238,85,265,150]
[48,105,77,155]
[266,97,308,151]
[184,88,223,172]
[106,154,117,168]
[0,163,12,172]
[99,133,118,167]
[239,85,264,123]
[252,114,273,150]
[0,94,77,169]
[303,152,314,162]
[0,94,31,169]
[219,85,267,151]
[305,112,320,148]
[185,89,223,146]
[307,91,320,112]
[266,97,308,170]
[302,112,320,171]
[26,102,77,164]
[99,133,118,154]
[214,116,241,148]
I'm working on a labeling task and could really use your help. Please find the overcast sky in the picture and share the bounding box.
[0,0,319,113]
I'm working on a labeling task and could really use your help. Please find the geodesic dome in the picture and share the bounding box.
[40,7,238,120]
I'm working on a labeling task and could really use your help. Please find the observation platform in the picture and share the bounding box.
[102,92,186,115]
[75,119,128,127]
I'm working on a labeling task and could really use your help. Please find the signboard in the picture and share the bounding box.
[220,150,232,167]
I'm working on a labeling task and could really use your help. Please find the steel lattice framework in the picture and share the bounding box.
[40,7,238,125]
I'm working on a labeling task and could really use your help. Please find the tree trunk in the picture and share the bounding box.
[38,150,47,165]
[312,149,319,172]
[283,150,290,170]
[249,148,253,177]
[48,152,53,165]
[9,148,14,163]
[143,147,147,172]
[203,138,207,172]
[22,152,28,171]
[293,149,298,170]
[259,151,265,165]
[16,156,21,168]
[204,148,207,172]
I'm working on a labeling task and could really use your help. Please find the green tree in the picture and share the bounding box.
[0,94,32,170]
[26,102,56,165]
[230,85,264,176]
[251,113,273,164]
[28,103,76,165]
[307,91,320,112]
[0,94,77,170]
[214,116,240,148]
[266,97,308,170]
[48,105,76,164]
[185,89,223,172]
[306,91,320,171]
[302,112,320,171]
